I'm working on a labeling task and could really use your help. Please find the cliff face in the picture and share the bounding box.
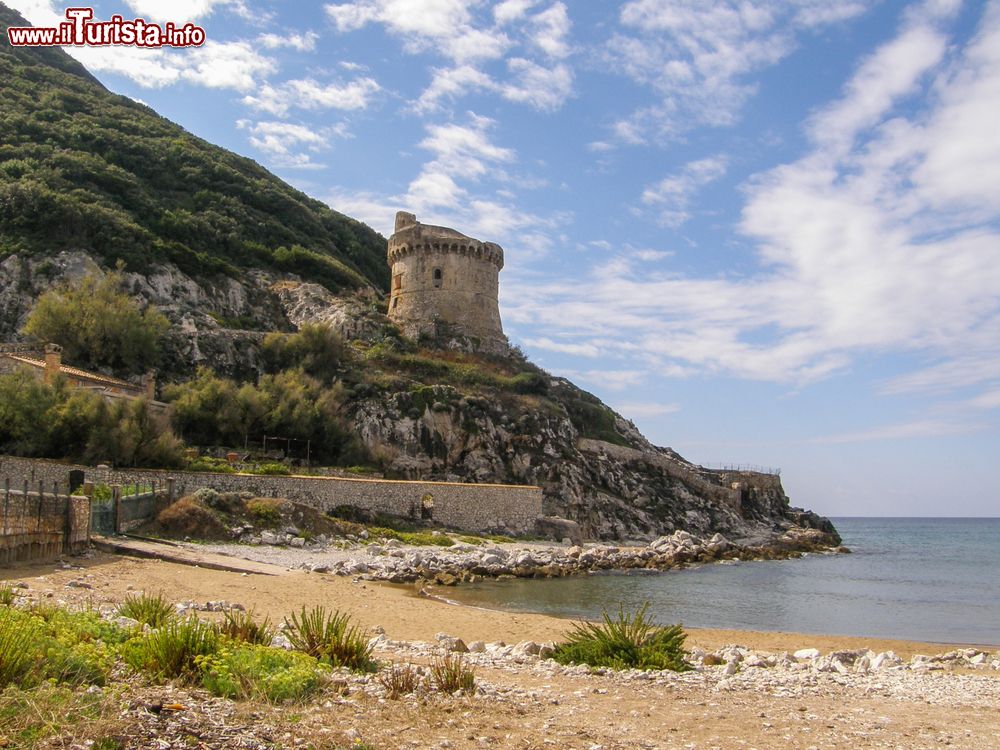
[0,250,838,544]
[0,16,838,545]
[349,381,828,543]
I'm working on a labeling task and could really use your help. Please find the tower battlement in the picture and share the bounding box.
[386,211,508,353]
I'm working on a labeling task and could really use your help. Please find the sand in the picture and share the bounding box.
[3,551,999,750]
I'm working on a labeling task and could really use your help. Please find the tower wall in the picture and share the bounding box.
[387,212,507,352]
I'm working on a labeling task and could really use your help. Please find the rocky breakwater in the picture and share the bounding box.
[223,527,847,586]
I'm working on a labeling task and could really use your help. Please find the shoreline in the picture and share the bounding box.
[414,583,1000,653]
[4,551,999,749]
[4,548,995,657]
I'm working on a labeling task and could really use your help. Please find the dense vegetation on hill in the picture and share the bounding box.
[0,4,388,293]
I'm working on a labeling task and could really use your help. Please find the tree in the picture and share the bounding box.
[22,269,170,374]
[0,371,183,467]
[261,323,347,384]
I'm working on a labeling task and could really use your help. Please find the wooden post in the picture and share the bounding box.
[167,477,176,503]
[113,485,123,535]
[2,477,9,536]
[64,485,73,553]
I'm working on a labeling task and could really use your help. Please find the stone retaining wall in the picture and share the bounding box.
[0,456,543,535]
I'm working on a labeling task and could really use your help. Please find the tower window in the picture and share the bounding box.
[391,297,399,309]
[433,268,443,288]
[393,274,403,291]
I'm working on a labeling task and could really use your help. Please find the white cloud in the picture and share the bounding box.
[325,0,573,112]
[967,388,1000,410]
[257,31,319,51]
[6,1,277,91]
[181,41,277,91]
[243,76,381,116]
[501,59,573,110]
[509,3,1000,390]
[640,155,728,227]
[604,0,871,144]
[494,0,539,25]
[613,402,681,418]
[124,0,244,24]
[530,2,571,59]
[413,65,497,113]
[325,0,503,60]
[238,119,348,168]
[522,337,601,357]
[811,419,983,444]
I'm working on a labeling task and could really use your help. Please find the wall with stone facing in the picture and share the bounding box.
[0,483,89,564]
[0,456,543,535]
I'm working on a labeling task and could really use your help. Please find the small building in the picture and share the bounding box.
[0,343,161,405]
[387,211,509,354]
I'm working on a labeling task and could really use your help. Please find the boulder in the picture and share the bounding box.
[534,516,584,546]
[793,648,820,660]
[436,634,468,653]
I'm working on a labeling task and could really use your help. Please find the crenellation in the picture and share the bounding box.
[387,211,509,353]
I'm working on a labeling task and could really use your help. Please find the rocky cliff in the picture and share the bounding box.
[0,250,838,545]
[0,7,839,545]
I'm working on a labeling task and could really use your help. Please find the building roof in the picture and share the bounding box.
[5,354,137,390]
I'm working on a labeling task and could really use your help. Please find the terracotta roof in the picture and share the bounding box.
[5,355,137,390]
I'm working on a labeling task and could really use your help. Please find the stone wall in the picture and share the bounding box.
[0,456,543,535]
[0,481,89,564]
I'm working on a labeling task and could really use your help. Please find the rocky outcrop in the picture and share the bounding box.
[349,383,835,544]
[0,251,381,382]
[1,250,839,545]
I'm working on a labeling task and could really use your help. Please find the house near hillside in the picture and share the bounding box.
[0,343,164,408]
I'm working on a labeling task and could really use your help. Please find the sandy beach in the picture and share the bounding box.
[3,548,999,750]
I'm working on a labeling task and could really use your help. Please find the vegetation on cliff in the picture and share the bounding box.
[23,267,169,374]
[0,4,388,293]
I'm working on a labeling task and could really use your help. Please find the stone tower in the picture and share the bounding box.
[387,211,508,353]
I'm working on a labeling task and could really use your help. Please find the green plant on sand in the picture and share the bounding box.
[430,654,476,694]
[115,592,175,628]
[219,607,275,646]
[551,602,690,672]
[283,606,376,673]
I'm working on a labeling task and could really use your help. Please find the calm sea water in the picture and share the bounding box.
[447,518,1000,645]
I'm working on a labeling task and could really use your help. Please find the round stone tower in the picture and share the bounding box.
[387,211,508,353]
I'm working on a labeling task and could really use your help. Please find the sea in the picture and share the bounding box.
[447,518,1000,646]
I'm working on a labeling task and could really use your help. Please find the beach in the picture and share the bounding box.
[4,548,999,750]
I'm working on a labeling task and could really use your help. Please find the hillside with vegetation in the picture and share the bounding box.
[0,4,387,293]
[0,10,838,544]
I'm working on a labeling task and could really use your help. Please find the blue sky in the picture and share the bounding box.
[8,0,1000,517]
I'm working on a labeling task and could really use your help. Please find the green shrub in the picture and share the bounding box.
[551,603,690,672]
[186,456,237,473]
[219,608,274,646]
[22,269,170,374]
[283,606,376,673]
[0,608,38,687]
[246,498,283,525]
[122,616,220,681]
[38,609,128,686]
[378,662,423,699]
[430,654,475,695]
[0,583,15,607]
[249,462,291,476]
[368,527,454,547]
[198,644,327,702]
[116,592,174,628]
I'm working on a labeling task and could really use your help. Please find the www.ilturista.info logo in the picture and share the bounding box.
[6,7,206,48]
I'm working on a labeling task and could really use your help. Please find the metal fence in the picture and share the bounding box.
[704,463,782,476]
[88,482,170,536]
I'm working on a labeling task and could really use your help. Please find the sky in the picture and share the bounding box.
[6,0,1000,517]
